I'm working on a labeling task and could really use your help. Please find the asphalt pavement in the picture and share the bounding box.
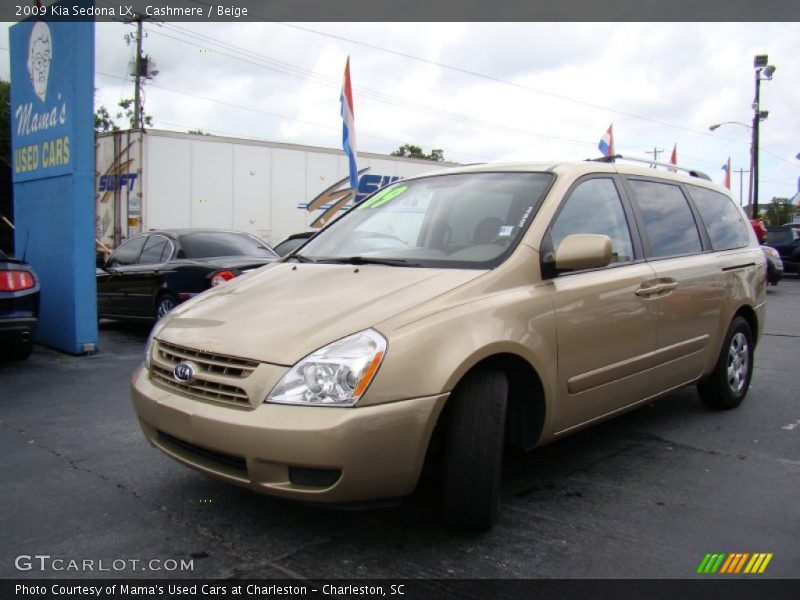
[1,276,798,580]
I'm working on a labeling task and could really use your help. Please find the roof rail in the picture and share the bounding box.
[587,154,711,181]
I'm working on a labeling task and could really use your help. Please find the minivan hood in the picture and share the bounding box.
[158,262,484,365]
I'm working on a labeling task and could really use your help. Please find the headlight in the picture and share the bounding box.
[144,320,166,370]
[266,329,387,407]
[144,330,156,370]
[763,246,779,258]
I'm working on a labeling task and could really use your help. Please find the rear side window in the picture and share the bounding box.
[766,229,792,245]
[179,232,277,259]
[628,180,702,258]
[687,186,750,250]
[139,235,173,265]
[108,236,147,266]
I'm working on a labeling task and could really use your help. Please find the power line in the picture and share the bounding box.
[269,22,800,170]
[148,24,597,149]
[2,24,797,186]
[95,71,493,163]
[145,23,799,170]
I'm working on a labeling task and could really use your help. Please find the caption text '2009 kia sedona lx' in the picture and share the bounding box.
[132,160,766,529]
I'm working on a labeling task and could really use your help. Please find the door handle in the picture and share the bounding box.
[656,281,678,293]
[636,280,678,297]
[635,285,661,297]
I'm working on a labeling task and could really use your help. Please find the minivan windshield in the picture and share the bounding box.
[297,172,553,268]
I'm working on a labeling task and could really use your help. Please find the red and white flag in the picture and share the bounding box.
[669,144,677,172]
[721,158,731,189]
[598,124,614,157]
[340,57,359,192]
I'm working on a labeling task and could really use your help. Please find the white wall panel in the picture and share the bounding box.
[190,140,233,229]
[269,149,308,244]
[144,136,191,231]
[232,145,271,241]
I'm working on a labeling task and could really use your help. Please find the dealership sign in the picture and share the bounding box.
[10,13,97,355]
[301,170,401,228]
[11,20,76,182]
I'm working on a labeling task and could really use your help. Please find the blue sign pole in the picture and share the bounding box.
[10,16,97,354]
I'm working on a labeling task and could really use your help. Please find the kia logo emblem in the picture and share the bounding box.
[173,362,197,383]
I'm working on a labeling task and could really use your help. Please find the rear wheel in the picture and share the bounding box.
[2,339,33,361]
[442,368,508,529]
[698,317,754,410]
[154,293,177,321]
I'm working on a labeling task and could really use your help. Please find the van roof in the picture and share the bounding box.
[407,160,730,195]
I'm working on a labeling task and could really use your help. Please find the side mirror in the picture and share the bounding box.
[555,234,613,272]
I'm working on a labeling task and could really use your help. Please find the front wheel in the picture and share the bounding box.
[442,368,508,529]
[698,316,754,410]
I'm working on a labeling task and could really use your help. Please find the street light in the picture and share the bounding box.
[708,118,767,207]
[752,53,776,219]
[709,121,751,132]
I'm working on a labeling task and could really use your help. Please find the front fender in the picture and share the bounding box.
[361,284,558,422]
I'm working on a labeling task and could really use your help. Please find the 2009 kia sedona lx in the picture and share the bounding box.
[132,160,766,529]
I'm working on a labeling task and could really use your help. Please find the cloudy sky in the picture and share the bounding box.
[2,20,799,206]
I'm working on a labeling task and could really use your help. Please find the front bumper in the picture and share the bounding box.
[131,366,447,503]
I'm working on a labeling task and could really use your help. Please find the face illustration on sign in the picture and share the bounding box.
[27,21,52,102]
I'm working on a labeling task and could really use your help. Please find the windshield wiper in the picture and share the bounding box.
[287,254,317,263]
[318,256,421,267]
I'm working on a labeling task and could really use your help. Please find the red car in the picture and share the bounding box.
[750,219,767,244]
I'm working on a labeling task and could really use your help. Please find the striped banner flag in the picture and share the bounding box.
[340,57,359,192]
[598,124,614,157]
[722,158,731,189]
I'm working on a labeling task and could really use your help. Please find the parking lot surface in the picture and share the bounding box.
[1,277,799,580]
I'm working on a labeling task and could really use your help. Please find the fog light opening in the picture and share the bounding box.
[288,467,342,488]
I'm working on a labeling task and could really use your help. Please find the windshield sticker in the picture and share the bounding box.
[358,185,408,209]
[518,206,534,228]
[498,225,514,238]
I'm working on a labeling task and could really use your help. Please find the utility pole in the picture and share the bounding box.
[734,168,748,207]
[125,15,157,128]
[645,147,664,168]
[133,16,143,129]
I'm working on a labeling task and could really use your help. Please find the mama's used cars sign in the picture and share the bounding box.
[10,12,97,355]
[11,19,75,181]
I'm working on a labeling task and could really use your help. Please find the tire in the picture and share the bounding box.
[2,339,33,361]
[442,368,508,529]
[697,316,754,410]
[154,293,178,321]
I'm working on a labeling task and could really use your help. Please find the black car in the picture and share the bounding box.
[0,250,40,360]
[762,245,783,285]
[97,229,278,322]
[272,231,315,257]
[765,226,800,274]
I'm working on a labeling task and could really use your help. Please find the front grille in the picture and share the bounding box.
[150,365,251,405]
[156,340,258,378]
[150,340,257,406]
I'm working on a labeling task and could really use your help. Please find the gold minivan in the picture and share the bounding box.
[132,160,766,529]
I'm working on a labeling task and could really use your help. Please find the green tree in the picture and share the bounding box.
[764,197,794,226]
[391,144,445,162]
[94,104,119,133]
[94,97,153,133]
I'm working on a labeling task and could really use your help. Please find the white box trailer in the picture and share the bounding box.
[95,129,457,249]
